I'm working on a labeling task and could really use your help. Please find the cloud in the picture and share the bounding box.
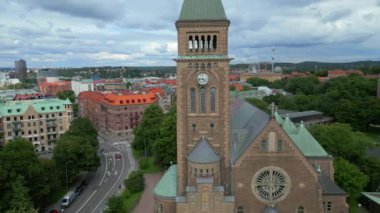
[0,0,379,67]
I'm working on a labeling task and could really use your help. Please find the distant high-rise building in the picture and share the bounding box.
[14,59,27,81]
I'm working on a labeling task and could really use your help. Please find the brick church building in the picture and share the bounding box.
[154,0,348,212]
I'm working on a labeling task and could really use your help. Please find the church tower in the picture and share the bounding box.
[175,0,232,197]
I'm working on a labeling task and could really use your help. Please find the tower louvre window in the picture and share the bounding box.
[189,35,193,50]
[194,35,199,50]
[207,35,211,50]
[213,35,217,49]
[200,88,206,113]
[210,88,216,112]
[190,88,196,113]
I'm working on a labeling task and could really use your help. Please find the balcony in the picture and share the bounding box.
[46,122,57,128]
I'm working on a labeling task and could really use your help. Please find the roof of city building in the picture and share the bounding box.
[0,98,71,117]
[179,0,227,21]
[79,91,158,106]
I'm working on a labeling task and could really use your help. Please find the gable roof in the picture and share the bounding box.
[179,0,228,21]
[153,165,177,198]
[230,99,270,162]
[275,111,329,157]
[187,138,220,164]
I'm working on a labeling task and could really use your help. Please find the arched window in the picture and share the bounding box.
[200,35,205,50]
[210,88,216,112]
[200,88,206,113]
[189,36,193,50]
[190,88,196,113]
[207,35,211,50]
[194,36,199,50]
[277,140,283,152]
[237,206,244,213]
[213,35,217,49]
[297,206,305,213]
[157,203,163,213]
[201,63,205,70]
[261,140,267,152]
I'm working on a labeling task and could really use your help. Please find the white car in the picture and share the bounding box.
[113,142,120,146]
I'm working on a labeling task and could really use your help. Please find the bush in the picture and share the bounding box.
[124,171,145,193]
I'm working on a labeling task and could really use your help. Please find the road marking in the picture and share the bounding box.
[115,170,118,176]
[76,189,97,213]
[98,153,108,186]
[91,147,125,213]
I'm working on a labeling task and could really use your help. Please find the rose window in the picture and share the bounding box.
[251,167,290,203]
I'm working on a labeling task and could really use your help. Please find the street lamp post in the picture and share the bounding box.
[65,161,68,190]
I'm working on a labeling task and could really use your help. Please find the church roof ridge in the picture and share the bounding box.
[187,137,220,164]
[179,0,228,21]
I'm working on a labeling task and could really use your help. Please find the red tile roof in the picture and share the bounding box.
[79,91,157,107]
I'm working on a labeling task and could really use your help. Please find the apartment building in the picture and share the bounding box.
[78,91,157,141]
[0,99,73,151]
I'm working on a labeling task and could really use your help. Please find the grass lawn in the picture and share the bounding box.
[123,191,143,212]
[132,148,161,173]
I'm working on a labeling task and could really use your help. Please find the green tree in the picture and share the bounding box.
[245,98,269,113]
[154,106,177,167]
[57,90,76,103]
[124,171,145,193]
[68,118,98,148]
[0,138,50,211]
[53,134,100,184]
[7,176,34,212]
[285,76,319,95]
[309,124,372,165]
[133,105,164,155]
[246,77,270,87]
[334,157,369,200]
[105,195,124,213]
[360,157,380,192]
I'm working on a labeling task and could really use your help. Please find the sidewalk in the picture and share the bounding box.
[133,173,163,213]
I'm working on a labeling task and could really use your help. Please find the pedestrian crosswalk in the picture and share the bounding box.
[103,151,120,157]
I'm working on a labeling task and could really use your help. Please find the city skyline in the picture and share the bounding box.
[1,0,380,68]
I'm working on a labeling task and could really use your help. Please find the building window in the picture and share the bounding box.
[297,206,305,213]
[210,87,216,112]
[210,123,215,129]
[192,123,196,131]
[237,206,244,213]
[157,203,163,213]
[325,201,332,213]
[261,140,267,152]
[200,88,206,113]
[277,140,283,152]
[190,88,196,113]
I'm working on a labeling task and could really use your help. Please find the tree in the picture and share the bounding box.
[154,106,177,167]
[133,105,164,154]
[68,118,98,148]
[7,176,34,212]
[360,157,380,192]
[0,138,50,211]
[53,134,100,184]
[245,98,269,113]
[334,157,368,200]
[124,171,145,193]
[246,77,270,87]
[57,90,76,103]
[309,123,372,165]
[285,76,319,95]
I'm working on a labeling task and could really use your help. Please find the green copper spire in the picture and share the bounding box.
[179,0,227,21]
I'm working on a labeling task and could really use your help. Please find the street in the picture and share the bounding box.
[49,135,134,213]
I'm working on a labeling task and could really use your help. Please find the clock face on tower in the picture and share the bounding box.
[197,73,209,85]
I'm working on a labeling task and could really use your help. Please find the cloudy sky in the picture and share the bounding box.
[1,0,380,68]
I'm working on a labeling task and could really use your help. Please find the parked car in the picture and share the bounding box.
[48,208,59,213]
[60,191,76,209]
[74,180,87,196]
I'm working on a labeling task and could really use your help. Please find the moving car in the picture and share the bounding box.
[115,153,122,160]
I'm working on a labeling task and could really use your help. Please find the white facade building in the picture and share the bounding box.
[71,79,94,96]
